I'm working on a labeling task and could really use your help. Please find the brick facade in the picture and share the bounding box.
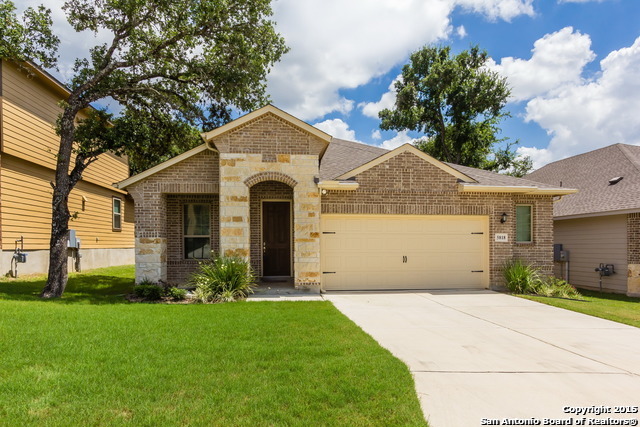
[322,152,554,287]
[125,109,556,291]
[627,213,640,296]
[127,149,219,283]
[213,113,327,160]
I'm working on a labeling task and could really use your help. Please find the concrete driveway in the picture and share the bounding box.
[324,290,640,427]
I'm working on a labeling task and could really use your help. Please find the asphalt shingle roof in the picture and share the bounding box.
[527,143,640,217]
[319,138,388,180]
[320,137,560,190]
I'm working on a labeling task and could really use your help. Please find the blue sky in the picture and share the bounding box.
[23,0,640,169]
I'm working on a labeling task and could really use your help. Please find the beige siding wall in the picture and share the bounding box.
[0,154,134,250]
[1,61,129,187]
[0,60,133,254]
[554,215,627,293]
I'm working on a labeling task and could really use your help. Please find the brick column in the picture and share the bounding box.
[128,185,167,284]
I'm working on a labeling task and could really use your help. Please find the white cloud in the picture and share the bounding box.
[26,0,537,121]
[522,36,640,169]
[269,0,536,121]
[456,25,468,39]
[558,0,608,3]
[371,130,382,140]
[455,0,534,21]
[378,131,419,150]
[488,27,595,101]
[313,118,358,141]
[359,77,400,119]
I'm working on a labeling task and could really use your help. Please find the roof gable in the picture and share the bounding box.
[336,143,476,182]
[201,104,331,148]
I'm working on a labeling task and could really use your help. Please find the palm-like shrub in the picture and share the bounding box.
[537,276,583,299]
[502,259,583,300]
[189,255,256,303]
[502,259,540,294]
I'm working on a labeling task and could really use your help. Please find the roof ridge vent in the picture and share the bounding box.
[609,176,623,185]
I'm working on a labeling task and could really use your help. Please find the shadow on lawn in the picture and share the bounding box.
[0,274,134,304]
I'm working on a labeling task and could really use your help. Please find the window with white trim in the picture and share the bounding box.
[184,204,210,259]
[112,197,122,230]
[515,205,532,243]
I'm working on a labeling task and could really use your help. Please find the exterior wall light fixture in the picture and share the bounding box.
[500,212,508,223]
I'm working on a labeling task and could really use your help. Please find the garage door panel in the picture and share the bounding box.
[321,214,488,290]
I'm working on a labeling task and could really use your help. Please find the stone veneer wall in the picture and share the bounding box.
[627,213,640,296]
[166,194,219,284]
[322,152,554,288]
[127,149,219,283]
[249,181,294,275]
[214,114,323,290]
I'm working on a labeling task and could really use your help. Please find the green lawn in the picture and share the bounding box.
[521,289,640,328]
[0,266,426,426]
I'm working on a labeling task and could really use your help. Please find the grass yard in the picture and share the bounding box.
[521,289,640,328]
[0,266,427,426]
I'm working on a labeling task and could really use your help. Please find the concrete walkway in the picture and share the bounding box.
[324,290,640,427]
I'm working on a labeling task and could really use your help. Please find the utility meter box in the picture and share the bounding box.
[559,250,569,262]
[553,244,563,262]
[68,229,78,248]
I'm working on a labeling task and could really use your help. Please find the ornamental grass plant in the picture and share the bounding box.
[502,259,583,300]
[190,254,256,303]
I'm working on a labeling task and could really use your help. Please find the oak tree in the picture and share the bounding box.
[0,0,287,297]
[380,45,531,176]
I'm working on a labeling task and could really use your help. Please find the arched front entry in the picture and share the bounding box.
[248,180,294,277]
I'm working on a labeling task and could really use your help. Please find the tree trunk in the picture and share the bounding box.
[41,108,77,299]
[41,182,71,298]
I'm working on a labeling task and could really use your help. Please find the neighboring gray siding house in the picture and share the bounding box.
[527,143,640,296]
[117,105,574,292]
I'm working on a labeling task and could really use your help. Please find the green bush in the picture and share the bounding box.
[189,255,256,303]
[164,287,187,301]
[502,259,583,300]
[536,276,583,299]
[502,259,540,294]
[133,283,163,300]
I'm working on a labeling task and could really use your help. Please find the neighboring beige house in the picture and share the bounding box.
[117,105,574,292]
[528,143,640,296]
[0,60,135,275]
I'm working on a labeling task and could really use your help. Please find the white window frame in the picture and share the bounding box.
[112,197,122,231]
[515,204,533,243]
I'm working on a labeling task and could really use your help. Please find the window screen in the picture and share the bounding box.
[516,205,532,242]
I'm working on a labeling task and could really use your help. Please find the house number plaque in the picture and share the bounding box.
[495,233,509,242]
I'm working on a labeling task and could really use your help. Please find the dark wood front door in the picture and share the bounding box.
[262,201,291,276]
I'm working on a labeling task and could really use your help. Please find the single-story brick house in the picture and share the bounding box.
[117,105,575,292]
[527,143,640,296]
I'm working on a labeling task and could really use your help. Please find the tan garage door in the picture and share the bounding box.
[321,214,489,290]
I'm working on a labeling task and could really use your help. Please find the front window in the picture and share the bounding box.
[112,197,122,230]
[515,205,532,243]
[184,204,210,259]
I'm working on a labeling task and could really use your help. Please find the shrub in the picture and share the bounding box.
[164,287,187,301]
[502,259,540,294]
[133,283,163,300]
[189,255,256,303]
[537,276,583,300]
[502,259,583,300]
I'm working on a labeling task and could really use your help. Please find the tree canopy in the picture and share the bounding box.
[379,45,531,176]
[0,0,288,297]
